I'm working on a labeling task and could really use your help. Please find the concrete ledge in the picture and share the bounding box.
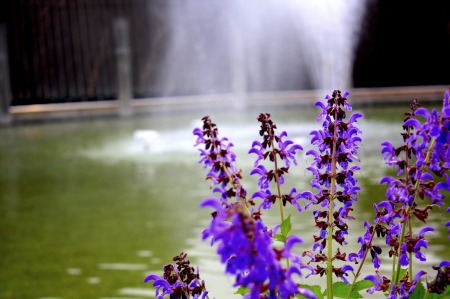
[5,85,449,123]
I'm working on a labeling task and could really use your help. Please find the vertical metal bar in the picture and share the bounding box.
[65,0,81,100]
[30,0,44,102]
[113,17,132,117]
[75,0,92,100]
[0,23,11,124]
[9,1,22,105]
[37,0,51,102]
[58,0,76,100]
[50,2,67,101]
[22,0,35,103]
[95,0,117,100]
[84,0,103,99]
[42,0,59,100]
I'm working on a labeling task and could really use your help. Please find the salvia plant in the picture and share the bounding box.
[144,89,450,299]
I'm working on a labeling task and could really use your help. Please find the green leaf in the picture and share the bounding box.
[273,234,285,243]
[332,281,360,299]
[440,284,450,298]
[427,278,450,299]
[410,281,425,299]
[234,286,250,296]
[353,279,374,292]
[329,281,374,299]
[298,285,324,299]
[435,283,450,299]
[280,215,292,237]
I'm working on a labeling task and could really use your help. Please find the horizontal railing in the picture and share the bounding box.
[6,85,448,123]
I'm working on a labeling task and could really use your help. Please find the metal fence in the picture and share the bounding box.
[4,0,167,106]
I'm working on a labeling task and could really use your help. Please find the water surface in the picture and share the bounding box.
[1,104,448,299]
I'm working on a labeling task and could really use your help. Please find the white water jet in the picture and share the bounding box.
[156,0,367,98]
[288,0,367,92]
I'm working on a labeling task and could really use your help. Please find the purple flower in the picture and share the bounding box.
[252,189,276,210]
[143,274,174,299]
[144,253,209,299]
[333,264,354,284]
[277,131,303,167]
[428,260,450,294]
[446,207,450,239]
[201,197,309,298]
[398,270,427,299]
[250,165,273,190]
[248,141,264,167]
[387,283,397,299]
[364,271,391,294]
[399,243,409,267]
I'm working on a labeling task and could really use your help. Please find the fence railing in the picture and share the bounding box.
[4,0,166,107]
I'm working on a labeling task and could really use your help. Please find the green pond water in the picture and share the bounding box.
[0,103,449,299]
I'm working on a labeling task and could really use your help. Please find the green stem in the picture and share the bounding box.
[213,145,251,217]
[393,138,436,286]
[327,99,340,299]
[272,147,285,223]
[408,218,413,281]
[345,217,382,299]
[176,272,191,299]
[405,127,413,281]
[327,177,335,299]
[195,278,210,299]
[271,139,289,268]
[210,125,252,217]
[394,221,408,285]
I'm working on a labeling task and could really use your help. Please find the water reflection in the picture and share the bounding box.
[0,105,448,298]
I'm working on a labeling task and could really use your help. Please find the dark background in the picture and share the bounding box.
[0,0,449,105]
[354,1,450,88]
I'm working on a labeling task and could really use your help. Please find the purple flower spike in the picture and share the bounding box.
[304,90,363,279]
[194,116,249,205]
[201,200,310,299]
[144,253,209,299]
[250,113,305,215]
